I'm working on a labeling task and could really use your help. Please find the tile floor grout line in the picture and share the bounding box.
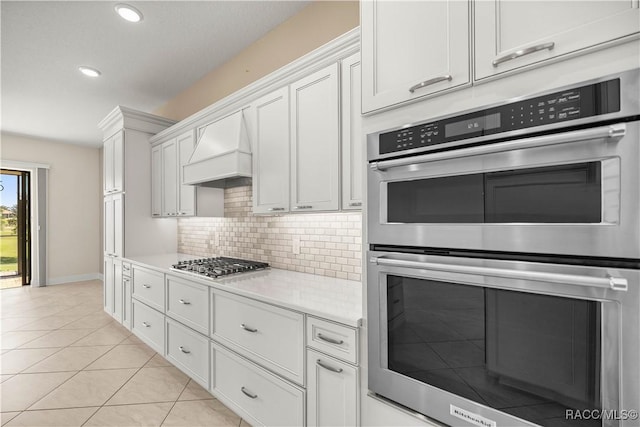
[158,377,192,427]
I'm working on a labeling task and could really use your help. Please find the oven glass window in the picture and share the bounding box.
[387,162,601,224]
[386,275,602,427]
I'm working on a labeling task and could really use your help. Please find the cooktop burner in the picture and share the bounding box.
[171,257,269,279]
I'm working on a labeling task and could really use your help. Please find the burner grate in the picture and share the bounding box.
[171,257,269,278]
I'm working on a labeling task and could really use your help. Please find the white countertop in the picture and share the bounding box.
[125,253,363,327]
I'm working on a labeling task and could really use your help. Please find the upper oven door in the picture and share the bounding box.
[367,121,640,259]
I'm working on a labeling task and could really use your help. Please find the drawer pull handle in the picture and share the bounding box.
[178,346,191,354]
[241,324,258,333]
[142,284,151,289]
[178,299,191,305]
[142,321,151,328]
[241,387,258,399]
[318,333,344,345]
[348,202,362,207]
[267,207,285,212]
[317,359,343,373]
[293,205,312,210]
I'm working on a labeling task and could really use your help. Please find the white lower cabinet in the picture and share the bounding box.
[166,318,210,389]
[132,299,165,355]
[211,290,305,385]
[166,276,209,335]
[211,342,305,427]
[307,349,358,427]
[122,275,132,330]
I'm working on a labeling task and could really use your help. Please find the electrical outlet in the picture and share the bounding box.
[292,235,301,255]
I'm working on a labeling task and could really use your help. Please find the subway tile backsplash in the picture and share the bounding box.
[178,186,363,281]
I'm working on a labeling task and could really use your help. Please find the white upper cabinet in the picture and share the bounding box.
[475,1,640,80]
[161,140,178,217]
[341,53,363,211]
[104,131,124,194]
[151,145,162,217]
[361,0,470,113]
[177,131,196,216]
[251,87,290,214]
[290,63,340,212]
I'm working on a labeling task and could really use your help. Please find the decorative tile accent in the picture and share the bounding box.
[178,186,363,282]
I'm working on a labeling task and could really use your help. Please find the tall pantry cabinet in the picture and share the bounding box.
[99,106,177,324]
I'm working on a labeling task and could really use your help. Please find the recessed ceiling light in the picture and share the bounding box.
[114,3,143,23]
[78,66,101,78]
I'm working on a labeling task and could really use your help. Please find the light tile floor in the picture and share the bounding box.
[0,280,249,426]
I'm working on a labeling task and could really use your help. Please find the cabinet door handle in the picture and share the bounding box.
[178,346,190,354]
[317,333,344,345]
[317,359,343,373]
[241,387,258,399]
[142,321,151,328]
[268,207,285,212]
[240,324,258,333]
[178,299,191,305]
[492,42,555,67]
[348,202,362,207]
[293,205,312,210]
[142,284,151,289]
[409,75,452,93]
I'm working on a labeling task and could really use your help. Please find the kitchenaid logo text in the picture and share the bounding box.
[566,409,639,421]
[450,405,497,427]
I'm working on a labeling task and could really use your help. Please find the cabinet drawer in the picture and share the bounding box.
[132,266,165,311]
[132,300,165,354]
[166,318,210,389]
[211,342,304,427]
[166,276,209,335]
[211,290,304,385]
[307,316,358,365]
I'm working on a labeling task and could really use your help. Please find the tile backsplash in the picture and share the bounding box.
[178,186,363,281]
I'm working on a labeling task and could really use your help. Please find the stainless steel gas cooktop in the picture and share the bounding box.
[171,257,269,279]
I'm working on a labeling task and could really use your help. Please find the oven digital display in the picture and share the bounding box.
[445,113,501,138]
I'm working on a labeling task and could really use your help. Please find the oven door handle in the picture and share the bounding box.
[370,256,628,291]
[370,123,626,171]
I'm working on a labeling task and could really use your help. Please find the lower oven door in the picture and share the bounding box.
[367,121,640,259]
[367,251,640,427]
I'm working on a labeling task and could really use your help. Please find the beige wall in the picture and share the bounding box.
[1,133,102,283]
[154,0,359,121]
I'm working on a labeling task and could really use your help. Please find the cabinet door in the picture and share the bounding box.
[104,196,114,256]
[122,276,132,330]
[103,136,114,194]
[341,54,363,211]
[151,145,162,217]
[112,131,124,193]
[104,257,114,315]
[361,0,470,113]
[113,258,123,322]
[177,131,196,216]
[113,193,124,258]
[162,140,178,217]
[252,87,290,214]
[290,63,340,212]
[307,349,358,427]
[475,1,640,80]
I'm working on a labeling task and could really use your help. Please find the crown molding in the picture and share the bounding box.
[150,28,360,145]
[99,106,177,140]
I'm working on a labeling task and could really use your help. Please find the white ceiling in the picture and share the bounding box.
[1,0,310,147]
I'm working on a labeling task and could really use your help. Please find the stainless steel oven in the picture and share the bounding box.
[367,69,640,259]
[366,69,640,427]
[367,249,639,427]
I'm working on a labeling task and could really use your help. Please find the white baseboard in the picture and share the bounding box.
[47,273,103,286]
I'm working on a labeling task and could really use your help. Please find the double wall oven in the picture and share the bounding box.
[367,69,640,427]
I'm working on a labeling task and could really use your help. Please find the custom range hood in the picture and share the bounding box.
[183,110,251,188]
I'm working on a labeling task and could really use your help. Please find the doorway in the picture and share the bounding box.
[1,169,31,288]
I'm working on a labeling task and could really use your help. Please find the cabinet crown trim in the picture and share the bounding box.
[99,106,177,139]
[150,28,359,145]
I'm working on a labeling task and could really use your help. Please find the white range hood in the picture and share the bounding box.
[183,110,251,188]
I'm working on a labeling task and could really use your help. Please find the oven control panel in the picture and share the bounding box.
[380,78,621,155]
